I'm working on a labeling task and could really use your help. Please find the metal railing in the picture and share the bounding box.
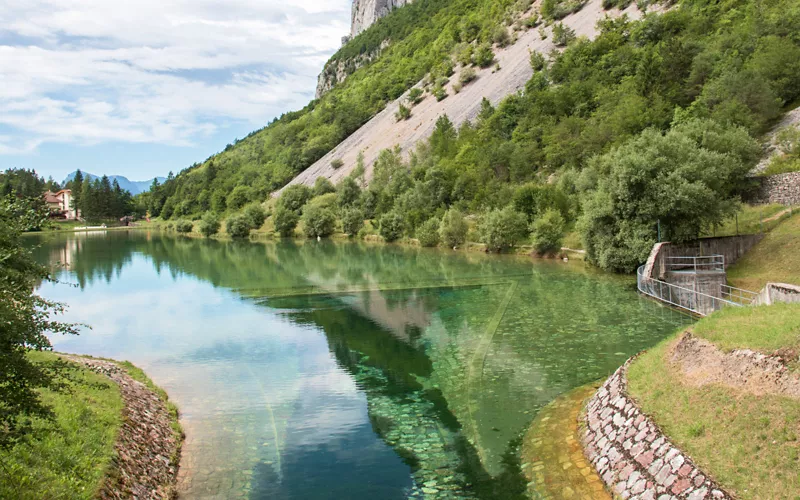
[720,284,760,305]
[637,266,742,317]
[665,255,725,273]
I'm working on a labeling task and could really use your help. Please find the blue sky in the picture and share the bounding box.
[0,0,351,182]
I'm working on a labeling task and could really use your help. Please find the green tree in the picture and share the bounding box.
[580,120,759,271]
[277,185,312,213]
[479,206,529,252]
[0,197,77,446]
[337,177,362,207]
[379,211,406,242]
[175,220,194,233]
[439,209,468,248]
[226,214,252,238]
[302,205,337,238]
[243,203,266,230]
[416,217,441,247]
[227,186,252,211]
[198,212,221,238]
[273,206,299,237]
[531,209,566,255]
[341,208,365,236]
[313,177,336,197]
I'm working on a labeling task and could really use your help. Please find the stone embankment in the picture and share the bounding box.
[751,172,800,206]
[582,361,732,500]
[66,356,182,499]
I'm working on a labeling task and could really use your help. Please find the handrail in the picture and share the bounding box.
[637,266,741,316]
[720,284,759,305]
[665,255,725,273]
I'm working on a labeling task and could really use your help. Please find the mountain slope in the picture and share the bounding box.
[281,0,648,193]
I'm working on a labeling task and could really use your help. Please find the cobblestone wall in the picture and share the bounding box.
[751,172,800,205]
[582,361,732,500]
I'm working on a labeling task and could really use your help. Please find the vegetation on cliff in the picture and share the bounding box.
[146,0,800,271]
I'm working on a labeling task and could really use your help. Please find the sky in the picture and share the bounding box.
[0,0,351,182]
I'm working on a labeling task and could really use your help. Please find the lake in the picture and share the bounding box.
[28,231,689,499]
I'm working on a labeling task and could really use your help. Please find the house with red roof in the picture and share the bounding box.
[44,189,79,220]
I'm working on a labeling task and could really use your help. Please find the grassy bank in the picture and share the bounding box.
[0,352,123,499]
[727,212,800,291]
[0,353,180,499]
[627,305,800,499]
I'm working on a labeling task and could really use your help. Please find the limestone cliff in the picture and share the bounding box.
[351,0,414,38]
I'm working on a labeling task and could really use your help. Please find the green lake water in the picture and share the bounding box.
[28,231,690,499]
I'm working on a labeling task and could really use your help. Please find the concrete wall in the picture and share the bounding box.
[583,361,732,499]
[650,235,763,280]
[754,283,800,306]
[749,172,800,206]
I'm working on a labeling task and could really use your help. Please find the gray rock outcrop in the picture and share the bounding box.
[351,0,414,38]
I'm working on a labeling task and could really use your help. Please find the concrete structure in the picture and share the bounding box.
[753,282,800,306]
[44,189,79,220]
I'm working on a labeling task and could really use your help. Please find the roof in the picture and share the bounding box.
[44,191,60,204]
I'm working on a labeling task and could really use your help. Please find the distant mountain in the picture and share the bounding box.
[62,171,167,195]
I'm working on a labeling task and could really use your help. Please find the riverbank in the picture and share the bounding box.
[0,353,182,499]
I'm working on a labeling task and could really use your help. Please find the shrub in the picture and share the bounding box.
[227,185,252,211]
[313,177,336,197]
[552,22,576,47]
[175,220,193,233]
[473,43,495,68]
[273,206,299,237]
[308,192,338,211]
[439,209,468,248]
[379,211,406,242]
[531,209,566,255]
[277,184,312,213]
[523,15,539,28]
[243,203,266,230]
[459,67,477,85]
[417,217,441,247]
[198,213,220,238]
[408,88,424,105]
[302,204,337,238]
[530,51,546,71]
[226,214,251,238]
[395,104,412,121]
[331,159,344,170]
[433,86,448,101]
[341,208,365,236]
[337,177,362,207]
[479,206,529,252]
[492,26,511,47]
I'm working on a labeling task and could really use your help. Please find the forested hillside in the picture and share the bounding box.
[146,0,800,271]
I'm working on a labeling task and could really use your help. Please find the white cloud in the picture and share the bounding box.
[0,0,351,152]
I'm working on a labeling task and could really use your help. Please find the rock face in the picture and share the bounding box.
[315,40,390,99]
[351,0,414,38]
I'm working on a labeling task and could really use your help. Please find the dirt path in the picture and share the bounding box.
[669,332,800,400]
[64,356,182,499]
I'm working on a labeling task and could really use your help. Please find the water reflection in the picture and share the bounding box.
[28,231,691,499]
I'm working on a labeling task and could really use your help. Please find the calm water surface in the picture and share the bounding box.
[29,231,689,499]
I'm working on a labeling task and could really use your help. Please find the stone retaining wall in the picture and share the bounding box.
[750,172,800,205]
[582,361,732,500]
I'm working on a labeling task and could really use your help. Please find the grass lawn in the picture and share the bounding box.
[692,303,800,354]
[702,203,790,238]
[0,352,123,499]
[727,212,800,291]
[627,306,800,499]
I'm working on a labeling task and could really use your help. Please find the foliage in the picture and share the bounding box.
[492,26,511,47]
[341,208,365,236]
[273,206,299,237]
[416,217,441,247]
[551,22,576,47]
[408,88,424,105]
[302,205,337,238]
[531,209,566,255]
[77,176,133,221]
[175,220,194,233]
[541,0,587,21]
[379,211,406,242]
[529,50,546,71]
[337,177,362,207]
[226,214,252,238]
[433,85,448,101]
[479,206,529,252]
[198,212,221,238]
[764,125,800,175]
[331,159,345,170]
[473,43,495,67]
[459,67,478,85]
[439,209,468,248]
[580,119,760,271]
[396,104,412,121]
[243,203,266,230]
[226,185,253,211]
[1,195,50,232]
[0,199,77,447]
[277,185,312,213]
[313,177,336,197]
